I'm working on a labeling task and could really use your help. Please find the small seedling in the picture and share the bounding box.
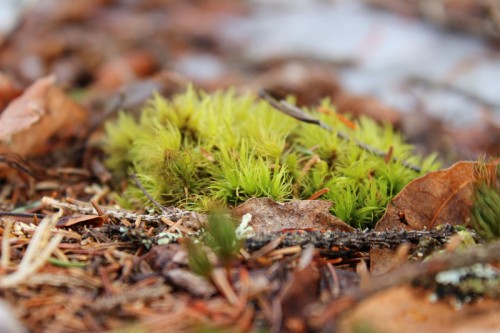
[185,238,213,278]
[203,212,242,267]
[185,212,241,277]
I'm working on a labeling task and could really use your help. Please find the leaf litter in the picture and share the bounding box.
[0,1,499,333]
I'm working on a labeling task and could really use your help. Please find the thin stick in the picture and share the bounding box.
[259,89,422,172]
[42,197,201,227]
[130,172,168,213]
[1,219,13,269]
[0,214,64,288]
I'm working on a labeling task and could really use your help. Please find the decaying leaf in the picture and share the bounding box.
[371,161,498,275]
[338,286,500,333]
[376,161,498,231]
[232,198,354,234]
[56,214,104,228]
[0,76,88,158]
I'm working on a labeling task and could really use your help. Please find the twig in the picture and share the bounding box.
[0,212,47,223]
[0,153,51,179]
[92,280,170,312]
[130,172,168,213]
[311,237,500,328]
[1,219,13,269]
[41,197,203,229]
[245,225,457,252]
[259,89,422,172]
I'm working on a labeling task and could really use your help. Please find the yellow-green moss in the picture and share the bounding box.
[103,86,440,228]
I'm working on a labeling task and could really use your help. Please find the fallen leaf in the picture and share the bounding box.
[232,198,354,234]
[371,161,498,275]
[56,214,104,228]
[0,73,21,111]
[0,76,88,159]
[338,286,500,333]
[377,161,498,231]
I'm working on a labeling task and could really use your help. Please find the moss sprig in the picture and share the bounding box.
[471,161,500,240]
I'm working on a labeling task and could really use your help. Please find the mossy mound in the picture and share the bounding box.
[104,86,439,228]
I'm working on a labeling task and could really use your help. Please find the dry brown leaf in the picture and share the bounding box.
[232,198,353,234]
[0,76,88,158]
[338,286,500,333]
[371,161,498,275]
[56,214,104,228]
[376,161,498,232]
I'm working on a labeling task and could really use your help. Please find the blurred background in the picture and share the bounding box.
[1,0,499,163]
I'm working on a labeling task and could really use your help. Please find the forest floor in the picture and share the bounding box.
[0,1,499,332]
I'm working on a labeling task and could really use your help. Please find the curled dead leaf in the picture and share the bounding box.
[376,161,498,232]
[371,161,499,275]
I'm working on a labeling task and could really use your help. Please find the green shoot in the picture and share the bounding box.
[203,212,242,267]
[185,238,213,278]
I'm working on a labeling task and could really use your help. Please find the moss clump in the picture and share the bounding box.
[104,86,439,228]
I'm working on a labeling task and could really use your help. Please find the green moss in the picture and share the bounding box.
[103,85,440,228]
[472,182,500,240]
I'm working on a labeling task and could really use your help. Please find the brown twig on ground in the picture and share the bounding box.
[245,225,457,252]
[311,238,500,328]
[259,89,422,172]
[130,172,168,213]
[41,197,204,230]
[0,214,64,288]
